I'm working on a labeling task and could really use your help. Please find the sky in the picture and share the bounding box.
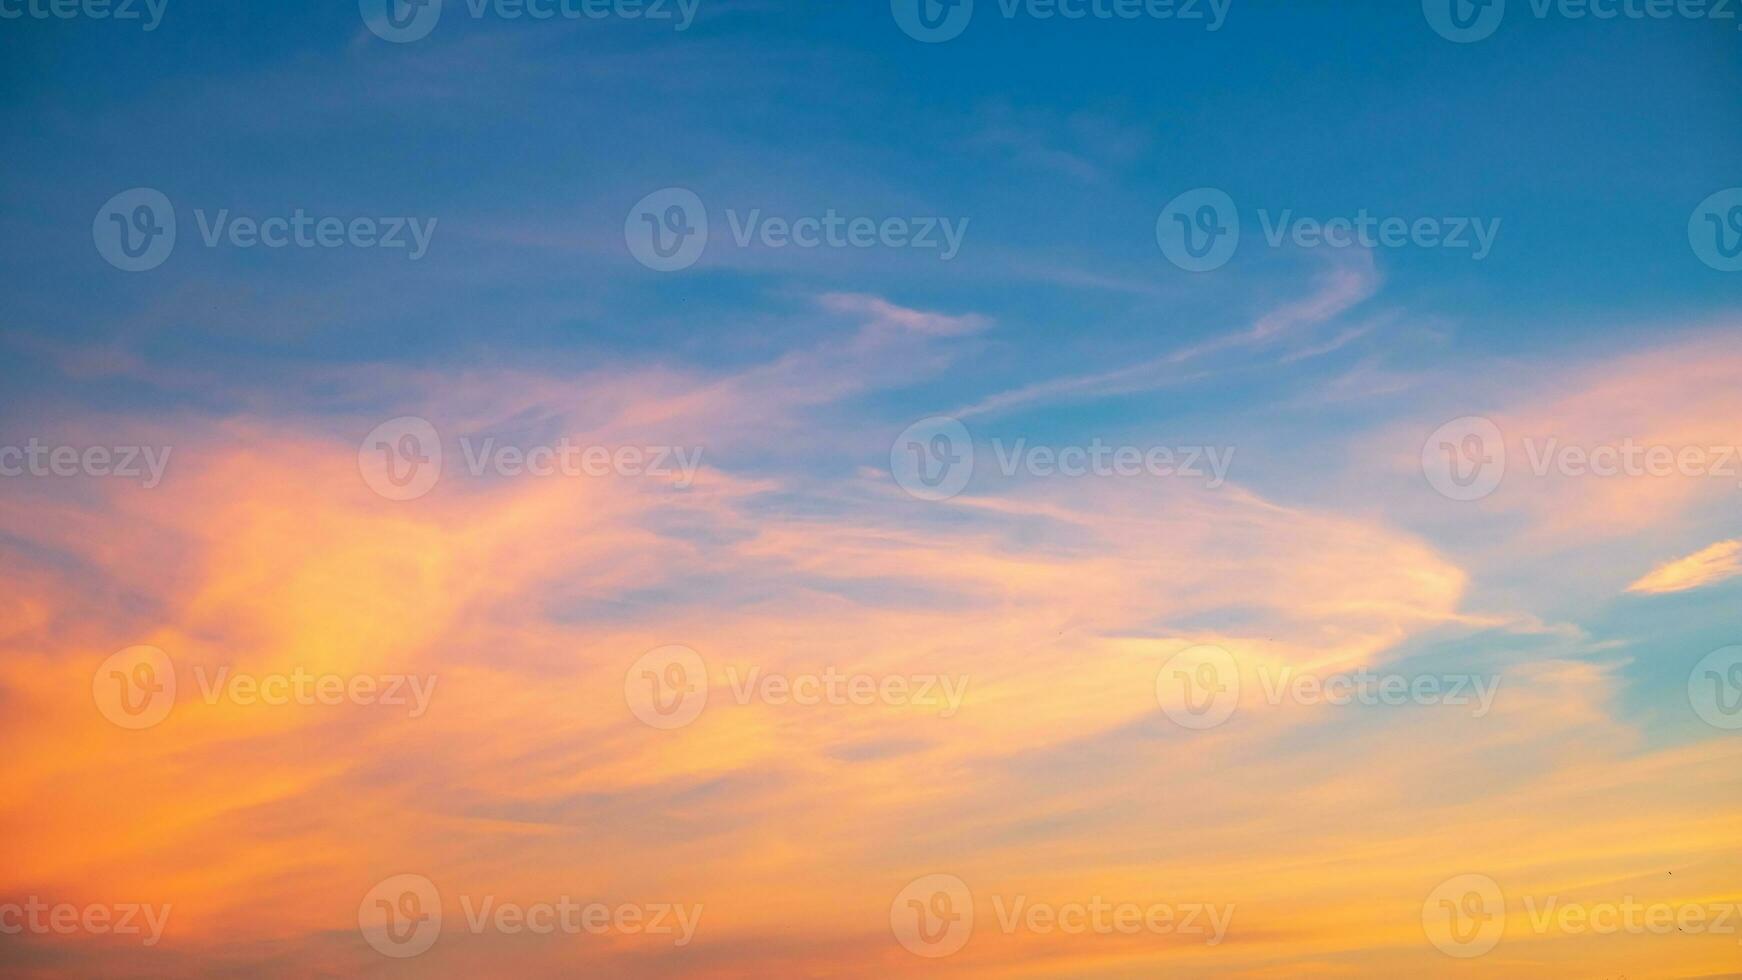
[1,0,1741,976]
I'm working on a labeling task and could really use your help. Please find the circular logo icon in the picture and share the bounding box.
[1422,0,1505,42]
[1422,873,1505,957]
[93,645,176,730]
[1689,645,1742,730]
[890,416,973,502]
[626,188,708,272]
[359,874,442,958]
[625,645,709,730]
[1156,644,1240,730]
[891,873,973,957]
[1422,416,1505,502]
[360,0,443,42]
[359,417,442,501]
[93,188,176,272]
[1156,188,1239,272]
[891,0,973,42]
[1689,188,1742,273]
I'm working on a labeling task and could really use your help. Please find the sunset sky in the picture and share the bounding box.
[2,1,1741,976]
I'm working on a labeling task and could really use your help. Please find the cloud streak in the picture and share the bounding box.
[1628,539,1742,595]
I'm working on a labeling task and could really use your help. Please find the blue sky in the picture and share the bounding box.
[3,0,1738,385]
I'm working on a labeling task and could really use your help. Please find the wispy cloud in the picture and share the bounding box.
[954,250,1379,419]
[1628,539,1742,595]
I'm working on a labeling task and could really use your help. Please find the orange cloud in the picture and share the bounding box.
[1627,539,1742,595]
[3,306,1740,978]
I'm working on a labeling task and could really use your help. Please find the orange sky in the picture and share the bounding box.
[3,316,1740,977]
